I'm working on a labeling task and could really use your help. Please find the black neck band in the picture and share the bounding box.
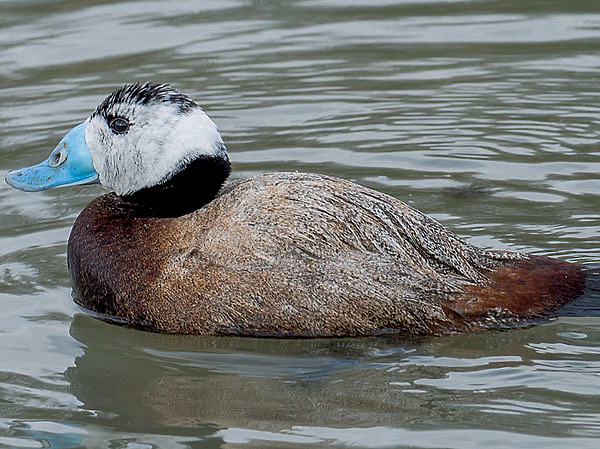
[119,153,232,217]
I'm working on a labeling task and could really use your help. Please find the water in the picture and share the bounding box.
[1,0,599,447]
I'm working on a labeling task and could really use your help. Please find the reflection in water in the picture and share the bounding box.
[4,422,85,449]
[63,313,600,447]
[1,0,600,447]
[66,314,419,431]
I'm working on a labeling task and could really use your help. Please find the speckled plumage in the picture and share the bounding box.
[67,171,585,336]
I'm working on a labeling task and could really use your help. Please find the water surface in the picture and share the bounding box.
[1,0,599,448]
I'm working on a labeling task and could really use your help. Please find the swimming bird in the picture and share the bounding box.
[5,82,586,337]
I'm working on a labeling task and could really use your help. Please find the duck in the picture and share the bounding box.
[5,82,586,337]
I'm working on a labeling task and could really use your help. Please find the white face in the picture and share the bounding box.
[84,87,225,196]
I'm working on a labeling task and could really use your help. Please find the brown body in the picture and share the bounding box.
[67,172,585,336]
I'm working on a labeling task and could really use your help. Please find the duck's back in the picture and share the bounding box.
[67,172,585,336]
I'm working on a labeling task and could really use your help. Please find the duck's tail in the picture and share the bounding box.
[441,255,589,331]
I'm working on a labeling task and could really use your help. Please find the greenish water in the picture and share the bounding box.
[1,0,599,448]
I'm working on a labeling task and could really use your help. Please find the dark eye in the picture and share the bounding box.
[109,117,130,134]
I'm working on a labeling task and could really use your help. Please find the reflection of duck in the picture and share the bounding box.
[5,82,585,336]
[66,312,588,439]
[63,314,448,432]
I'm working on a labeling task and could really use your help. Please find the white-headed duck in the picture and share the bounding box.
[5,82,586,337]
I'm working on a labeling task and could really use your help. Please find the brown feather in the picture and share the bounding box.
[67,172,586,336]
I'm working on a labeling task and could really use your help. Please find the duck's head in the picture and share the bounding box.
[6,82,231,212]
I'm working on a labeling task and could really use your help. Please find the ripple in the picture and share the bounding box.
[1,0,600,447]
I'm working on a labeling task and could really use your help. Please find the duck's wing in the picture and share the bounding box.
[165,173,499,335]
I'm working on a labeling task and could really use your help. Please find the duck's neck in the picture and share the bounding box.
[120,153,232,217]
